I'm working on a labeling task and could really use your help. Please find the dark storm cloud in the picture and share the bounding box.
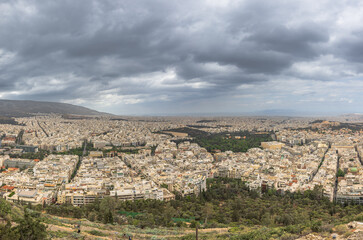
[247,25,329,58]
[335,31,363,63]
[0,79,15,89]
[0,0,362,114]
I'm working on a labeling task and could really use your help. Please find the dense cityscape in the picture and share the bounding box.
[1,116,362,206]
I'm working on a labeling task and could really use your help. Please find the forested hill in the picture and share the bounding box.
[0,99,105,117]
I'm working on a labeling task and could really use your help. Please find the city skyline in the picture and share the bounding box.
[0,0,362,115]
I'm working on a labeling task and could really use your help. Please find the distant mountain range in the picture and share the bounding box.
[337,113,363,122]
[0,99,105,117]
[147,109,317,117]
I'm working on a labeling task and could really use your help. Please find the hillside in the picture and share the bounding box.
[1,179,363,239]
[0,99,105,117]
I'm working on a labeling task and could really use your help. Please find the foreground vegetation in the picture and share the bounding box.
[1,178,362,239]
[22,178,362,239]
[0,199,47,239]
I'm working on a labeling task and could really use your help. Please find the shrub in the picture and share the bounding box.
[86,230,108,237]
[311,220,322,232]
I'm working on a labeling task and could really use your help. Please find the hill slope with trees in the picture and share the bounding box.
[0,99,106,117]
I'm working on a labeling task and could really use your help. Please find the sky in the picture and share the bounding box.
[0,0,362,116]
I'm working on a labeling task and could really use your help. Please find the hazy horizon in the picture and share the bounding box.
[0,0,362,115]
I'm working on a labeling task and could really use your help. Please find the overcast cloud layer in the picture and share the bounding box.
[0,0,362,115]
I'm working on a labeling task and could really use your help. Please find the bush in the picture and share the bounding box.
[86,230,108,237]
[232,228,271,240]
[285,224,303,234]
[335,225,349,235]
[321,223,333,233]
[190,220,198,228]
[179,234,195,240]
[228,227,241,233]
[87,211,98,222]
[311,220,322,232]
[280,233,298,240]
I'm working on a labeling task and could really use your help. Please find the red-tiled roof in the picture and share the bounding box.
[1,185,15,190]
